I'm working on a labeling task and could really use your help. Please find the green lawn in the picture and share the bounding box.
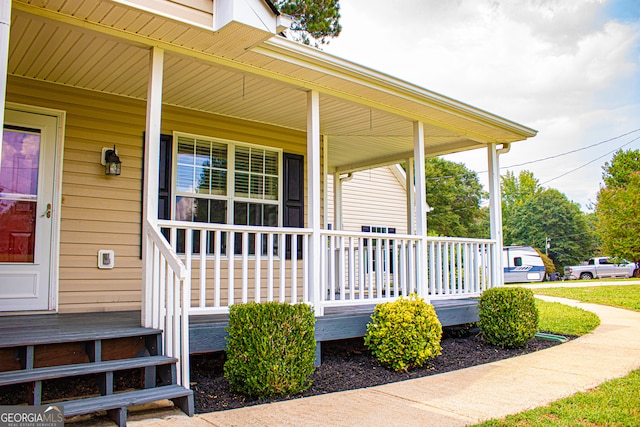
[476,369,640,426]
[474,285,639,426]
[535,299,600,336]
[534,285,640,312]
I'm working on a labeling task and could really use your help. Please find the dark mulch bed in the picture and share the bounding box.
[191,328,568,414]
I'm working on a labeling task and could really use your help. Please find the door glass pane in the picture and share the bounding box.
[0,128,41,263]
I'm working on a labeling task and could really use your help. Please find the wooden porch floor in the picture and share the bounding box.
[0,298,479,354]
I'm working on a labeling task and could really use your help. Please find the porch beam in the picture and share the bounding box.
[487,143,505,287]
[0,0,10,130]
[142,46,164,327]
[333,150,415,175]
[413,122,428,298]
[307,90,322,315]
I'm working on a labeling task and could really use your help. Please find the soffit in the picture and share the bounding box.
[9,1,534,172]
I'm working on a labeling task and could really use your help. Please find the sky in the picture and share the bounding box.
[323,0,640,211]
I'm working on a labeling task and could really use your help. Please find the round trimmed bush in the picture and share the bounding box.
[478,287,539,348]
[223,301,316,397]
[364,294,442,372]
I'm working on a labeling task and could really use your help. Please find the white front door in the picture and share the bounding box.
[0,109,58,311]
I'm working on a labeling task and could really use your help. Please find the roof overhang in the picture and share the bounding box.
[8,0,537,173]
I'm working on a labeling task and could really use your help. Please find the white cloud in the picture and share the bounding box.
[325,0,640,210]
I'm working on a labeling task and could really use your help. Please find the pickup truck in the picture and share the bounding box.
[564,257,637,280]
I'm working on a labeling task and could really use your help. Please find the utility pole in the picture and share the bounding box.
[545,236,550,256]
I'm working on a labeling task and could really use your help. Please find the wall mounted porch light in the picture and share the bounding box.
[101,145,121,176]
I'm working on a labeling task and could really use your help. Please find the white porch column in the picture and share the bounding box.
[307,90,322,315]
[0,0,11,131]
[141,46,164,327]
[487,143,504,287]
[413,122,428,299]
[333,171,342,230]
[406,157,415,235]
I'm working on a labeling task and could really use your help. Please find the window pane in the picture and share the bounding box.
[264,151,278,175]
[1,129,40,196]
[177,137,195,165]
[194,139,211,168]
[195,167,210,194]
[211,143,227,169]
[250,174,264,199]
[264,176,278,200]
[235,172,249,198]
[175,196,197,221]
[248,203,261,226]
[0,200,36,263]
[234,202,248,225]
[251,149,264,173]
[235,146,250,171]
[264,204,278,227]
[211,170,226,195]
[176,164,194,193]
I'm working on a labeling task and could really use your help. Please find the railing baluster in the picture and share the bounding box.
[228,231,235,306]
[328,235,335,300]
[279,233,286,303]
[348,237,355,300]
[302,234,309,303]
[198,228,206,308]
[338,236,345,300]
[384,238,391,297]
[267,232,274,302]
[358,238,364,300]
[242,232,249,303]
[291,233,298,302]
[255,232,261,302]
[214,230,221,307]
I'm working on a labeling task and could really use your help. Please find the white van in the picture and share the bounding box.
[503,246,546,283]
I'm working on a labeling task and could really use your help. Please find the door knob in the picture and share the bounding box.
[43,203,51,218]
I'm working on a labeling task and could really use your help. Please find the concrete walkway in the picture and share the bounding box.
[126,294,640,427]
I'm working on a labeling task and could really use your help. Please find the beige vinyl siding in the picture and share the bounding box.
[6,76,308,313]
[327,166,408,234]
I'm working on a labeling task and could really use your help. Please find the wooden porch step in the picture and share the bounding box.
[0,355,177,386]
[0,326,162,348]
[59,384,194,427]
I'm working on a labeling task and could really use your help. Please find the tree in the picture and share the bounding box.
[596,149,640,272]
[275,0,342,46]
[421,157,488,238]
[601,149,640,189]
[504,188,594,270]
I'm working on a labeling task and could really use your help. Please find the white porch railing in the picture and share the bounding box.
[156,220,313,315]
[426,236,498,298]
[145,221,498,387]
[144,221,191,387]
[318,230,421,309]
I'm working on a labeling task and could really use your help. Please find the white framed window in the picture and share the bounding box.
[172,132,282,255]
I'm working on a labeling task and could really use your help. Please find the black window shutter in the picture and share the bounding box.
[283,153,304,259]
[158,134,172,220]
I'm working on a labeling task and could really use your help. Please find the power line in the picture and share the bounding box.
[502,128,640,169]
[424,128,640,182]
[540,135,640,186]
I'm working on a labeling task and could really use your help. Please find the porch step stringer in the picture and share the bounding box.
[0,319,194,427]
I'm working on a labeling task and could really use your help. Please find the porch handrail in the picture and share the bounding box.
[144,220,191,388]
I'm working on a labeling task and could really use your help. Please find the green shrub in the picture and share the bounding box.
[223,301,316,397]
[364,294,442,372]
[478,287,539,348]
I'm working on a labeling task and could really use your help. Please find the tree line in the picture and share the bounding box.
[423,149,640,273]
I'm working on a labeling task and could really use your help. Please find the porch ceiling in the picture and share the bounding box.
[9,0,536,173]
